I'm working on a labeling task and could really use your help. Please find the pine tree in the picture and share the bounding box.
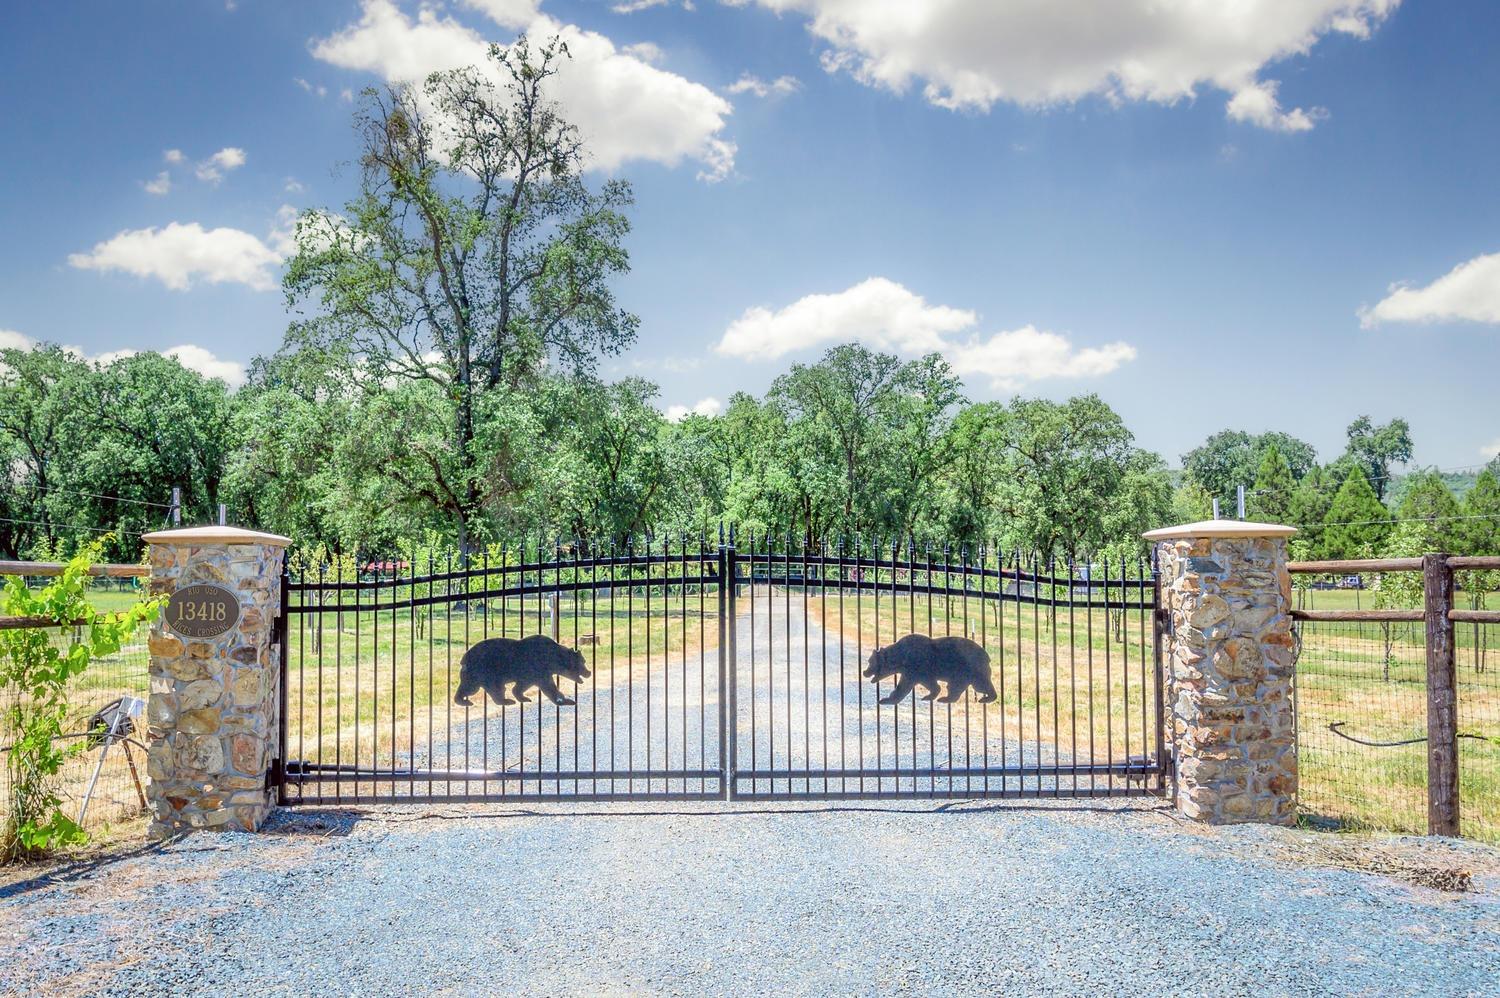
[1394,470,1462,552]
[1319,467,1390,559]
[1462,469,1500,555]
[1288,465,1333,540]
[1247,445,1295,523]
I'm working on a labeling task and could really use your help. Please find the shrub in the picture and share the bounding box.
[1,541,160,862]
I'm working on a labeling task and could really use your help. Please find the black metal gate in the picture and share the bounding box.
[277,534,1164,804]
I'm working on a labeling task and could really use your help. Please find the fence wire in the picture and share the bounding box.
[1294,618,1499,844]
[1294,619,1430,836]
[1,621,152,841]
[1455,620,1499,843]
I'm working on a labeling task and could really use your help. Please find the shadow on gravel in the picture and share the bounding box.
[274,798,1174,826]
[0,835,186,901]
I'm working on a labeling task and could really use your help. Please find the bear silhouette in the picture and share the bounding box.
[454,634,591,707]
[863,633,998,705]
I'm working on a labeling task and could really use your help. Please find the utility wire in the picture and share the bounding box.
[21,484,174,509]
[0,515,142,537]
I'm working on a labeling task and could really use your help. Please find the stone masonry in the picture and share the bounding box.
[142,526,289,838]
[1144,521,1298,825]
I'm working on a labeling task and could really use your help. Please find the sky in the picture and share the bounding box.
[2,0,1498,470]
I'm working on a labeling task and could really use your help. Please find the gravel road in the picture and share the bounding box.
[3,800,1498,996]
[410,595,1078,799]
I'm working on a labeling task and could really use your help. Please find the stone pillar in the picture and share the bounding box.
[1143,520,1298,825]
[142,526,290,838]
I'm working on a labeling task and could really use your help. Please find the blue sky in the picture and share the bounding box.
[2,0,1498,470]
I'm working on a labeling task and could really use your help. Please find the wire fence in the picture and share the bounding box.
[1294,617,1499,844]
[1,621,152,841]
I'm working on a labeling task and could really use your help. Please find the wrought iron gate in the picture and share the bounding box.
[277,535,1164,804]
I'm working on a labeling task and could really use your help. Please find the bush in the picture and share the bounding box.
[1,541,159,862]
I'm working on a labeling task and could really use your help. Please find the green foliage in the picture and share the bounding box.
[1319,467,1390,560]
[1461,470,1500,556]
[1181,429,1316,508]
[278,37,637,552]
[1288,464,1334,536]
[1246,445,1296,523]
[1342,414,1413,501]
[1393,469,1462,552]
[1,541,160,861]
[0,343,230,561]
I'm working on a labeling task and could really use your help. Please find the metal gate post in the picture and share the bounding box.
[1151,550,1169,798]
[275,566,290,806]
[722,536,739,800]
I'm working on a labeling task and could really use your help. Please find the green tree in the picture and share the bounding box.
[1246,445,1295,523]
[1288,464,1334,537]
[1342,414,1413,500]
[0,344,90,557]
[1393,469,1462,552]
[1460,469,1500,555]
[1319,467,1390,559]
[1181,429,1316,508]
[280,38,637,553]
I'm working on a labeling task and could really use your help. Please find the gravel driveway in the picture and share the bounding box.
[412,594,1071,799]
[3,799,1498,996]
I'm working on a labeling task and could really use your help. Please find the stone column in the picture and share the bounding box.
[1143,520,1298,825]
[141,526,290,838]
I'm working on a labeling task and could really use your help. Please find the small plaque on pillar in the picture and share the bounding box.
[166,583,242,639]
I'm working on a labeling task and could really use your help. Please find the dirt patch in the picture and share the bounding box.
[1274,835,1492,893]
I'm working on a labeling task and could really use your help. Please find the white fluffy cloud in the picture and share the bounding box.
[946,326,1137,391]
[312,0,735,179]
[69,221,285,292]
[163,148,185,164]
[1360,251,1500,327]
[718,277,976,360]
[727,73,801,98]
[735,0,1397,130]
[194,147,247,184]
[1482,438,1500,460]
[666,396,722,420]
[0,331,245,387]
[717,278,1134,388]
[144,171,172,195]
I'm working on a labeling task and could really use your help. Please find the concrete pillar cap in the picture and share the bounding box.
[141,525,292,548]
[1142,520,1297,541]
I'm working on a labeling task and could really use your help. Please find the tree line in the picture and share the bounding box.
[2,39,1496,566]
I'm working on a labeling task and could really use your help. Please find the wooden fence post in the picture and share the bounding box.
[1424,552,1459,837]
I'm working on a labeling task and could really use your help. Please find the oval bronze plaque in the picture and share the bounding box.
[166,583,241,639]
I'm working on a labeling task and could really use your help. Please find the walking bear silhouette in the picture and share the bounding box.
[454,634,591,707]
[863,633,997,705]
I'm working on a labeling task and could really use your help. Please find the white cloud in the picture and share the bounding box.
[144,171,172,195]
[726,73,801,98]
[1360,251,1500,327]
[1,333,245,387]
[161,344,248,387]
[612,0,694,12]
[294,77,329,98]
[736,0,1397,130]
[1225,80,1319,132]
[163,148,185,164]
[1482,438,1500,460]
[69,221,284,292]
[717,278,1135,388]
[284,177,306,193]
[194,146,247,184]
[945,326,1137,391]
[718,277,976,361]
[666,396,722,420]
[312,0,735,178]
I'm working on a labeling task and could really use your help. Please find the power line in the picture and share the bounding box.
[0,515,142,537]
[1246,463,1492,501]
[1295,511,1500,534]
[15,484,173,510]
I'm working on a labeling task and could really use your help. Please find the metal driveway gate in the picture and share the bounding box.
[277,535,1164,804]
